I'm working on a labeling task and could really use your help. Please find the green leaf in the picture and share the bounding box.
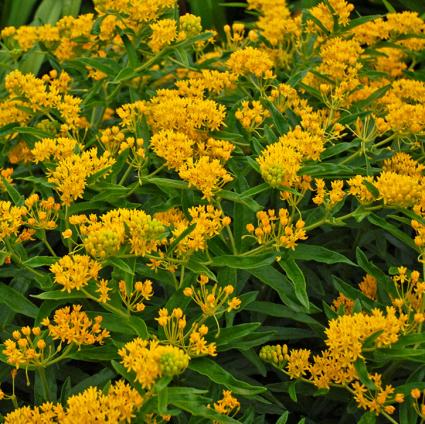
[189,357,266,396]
[279,257,309,311]
[167,387,240,423]
[120,32,140,68]
[249,266,305,311]
[0,283,38,318]
[289,245,357,266]
[69,344,119,361]
[62,0,82,16]
[212,254,276,269]
[367,214,417,250]
[358,412,377,424]
[288,381,298,402]
[31,290,86,300]
[23,256,57,268]
[2,177,24,205]
[105,257,134,275]
[216,323,261,348]
[354,359,375,390]
[276,412,289,424]
[218,189,262,212]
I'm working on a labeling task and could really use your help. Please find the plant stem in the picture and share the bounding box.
[81,288,130,319]
[40,232,57,257]
[118,165,133,185]
[37,367,50,402]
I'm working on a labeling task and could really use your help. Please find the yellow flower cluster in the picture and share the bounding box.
[31,137,81,163]
[226,47,274,78]
[257,142,302,189]
[377,79,425,135]
[235,100,270,130]
[176,70,237,96]
[309,0,354,32]
[179,157,233,200]
[375,171,422,208]
[4,380,143,423]
[149,19,177,52]
[247,0,300,48]
[303,37,362,103]
[154,205,231,259]
[3,326,48,369]
[94,0,176,25]
[0,201,27,242]
[4,70,84,131]
[119,338,189,389]
[183,274,241,317]
[71,208,165,258]
[353,11,425,51]
[348,175,376,205]
[246,208,307,250]
[24,194,60,231]
[212,390,240,420]
[391,267,425,326]
[261,306,408,414]
[155,307,217,357]
[359,274,378,300]
[352,373,401,416]
[47,148,115,206]
[42,304,109,347]
[147,89,226,137]
[50,254,102,292]
[119,279,154,312]
[313,179,346,208]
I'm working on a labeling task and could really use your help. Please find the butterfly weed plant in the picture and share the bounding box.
[0,0,424,422]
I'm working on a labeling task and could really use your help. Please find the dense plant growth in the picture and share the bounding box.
[0,0,424,422]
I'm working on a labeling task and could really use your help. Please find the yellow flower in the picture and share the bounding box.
[227,47,274,78]
[375,171,422,208]
[4,380,143,423]
[118,338,189,389]
[50,254,101,292]
[150,130,194,170]
[0,201,27,242]
[149,19,177,52]
[178,157,233,200]
[45,304,109,347]
[257,142,301,188]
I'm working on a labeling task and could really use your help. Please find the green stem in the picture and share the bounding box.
[374,133,396,149]
[118,165,133,185]
[179,266,185,290]
[37,367,50,402]
[40,232,57,257]
[81,288,130,319]
[225,225,238,255]
[340,150,360,165]
[44,344,73,367]
[10,394,18,409]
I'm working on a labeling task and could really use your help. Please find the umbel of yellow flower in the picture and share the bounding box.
[42,304,109,347]
[50,254,101,292]
[246,208,307,250]
[3,326,47,369]
[0,201,27,242]
[183,274,241,317]
[119,338,189,389]
[257,141,302,188]
[155,307,217,357]
[4,380,143,423]
[47,148,115,206]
